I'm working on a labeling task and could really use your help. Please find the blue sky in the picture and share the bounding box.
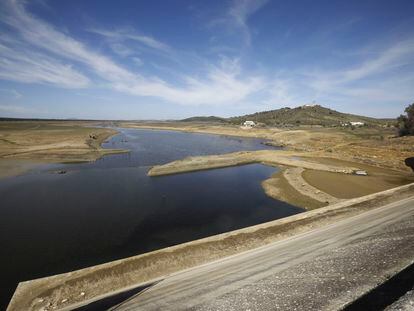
[0,0,413,119]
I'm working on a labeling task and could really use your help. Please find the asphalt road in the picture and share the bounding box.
[102,196,414,311]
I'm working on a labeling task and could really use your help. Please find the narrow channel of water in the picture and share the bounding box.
[0,128,303,308]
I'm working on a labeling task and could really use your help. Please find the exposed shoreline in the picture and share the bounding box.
[1,121,412,209]
[0,122,127,179]
[124,122,413,209]
[146,148,412,210]
[3,122,414,309]
[121,122,414,172]
[147,150,359,209]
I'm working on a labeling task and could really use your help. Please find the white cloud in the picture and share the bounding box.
[132,57,143,66]
[0,0,264,106]
[89,28,170,52]
[308,39,414,93]
[109,43,135,57]
[0,0,413,117]
[0,40,90,88]
[264,79,298,107]
[251,38,414,114]
[1,1,136,82]
[211,0,269,46]
[114,61,265,106]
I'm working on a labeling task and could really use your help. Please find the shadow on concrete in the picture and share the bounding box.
[344,263,414,310]
[73,281,159,311]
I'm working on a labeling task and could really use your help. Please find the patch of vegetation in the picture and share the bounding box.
[228,105,392,127]
[397,103,414,136]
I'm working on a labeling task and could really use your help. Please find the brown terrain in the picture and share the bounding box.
[1,120,412,209]
[121,121,414,209]
[0,121,126,178]
[3,119,414,310]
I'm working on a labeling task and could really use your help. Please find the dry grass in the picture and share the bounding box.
[129,121,414,208]
[0,121,126,178]
[121,121,414,173]
[0,121,123,160]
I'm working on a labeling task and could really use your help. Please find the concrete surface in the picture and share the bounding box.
[109,196,414,311]
[7,183,414,311]
[385,288,414,311]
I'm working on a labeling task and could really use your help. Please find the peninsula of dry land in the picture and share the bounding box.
[1,119,412,209]
[0,121,126,178]
[121,121,414,209]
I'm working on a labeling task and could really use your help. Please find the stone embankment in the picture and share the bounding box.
[7,183,414,311]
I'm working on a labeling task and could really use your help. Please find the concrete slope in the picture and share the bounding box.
[113,196,414,311]
[8,183,414,311]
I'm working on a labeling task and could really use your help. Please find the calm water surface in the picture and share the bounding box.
[0,128,303,308]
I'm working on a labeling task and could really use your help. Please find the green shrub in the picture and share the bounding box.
[398,103,414,136]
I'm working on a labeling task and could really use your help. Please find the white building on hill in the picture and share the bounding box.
[350,121,365,126]
[243,121,256,127]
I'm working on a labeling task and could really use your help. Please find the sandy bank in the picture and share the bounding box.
[7,183,414,311]
[283,167,341,204]
[122,121,414,173]
[138,121,414,208]
[147,149,414,209]
[261,168,327,210]
[148,150,358,176]
[147,150,362,207]
[0,121,127,178]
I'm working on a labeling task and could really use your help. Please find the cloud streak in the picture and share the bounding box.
[209,0,269,46]
[0,39,90,88]
[260,39,414,116]
[228,0,269,45]
[0,0,413,117]
[0,0,264,106]
[309,39,414,91]
[89,28,171,52]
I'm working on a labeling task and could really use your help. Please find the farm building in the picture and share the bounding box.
[243,121,256,127]
[350,121,365,126]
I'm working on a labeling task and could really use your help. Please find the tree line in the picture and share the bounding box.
[398,103,414,136]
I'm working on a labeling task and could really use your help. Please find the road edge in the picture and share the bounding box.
[7,182,414,311]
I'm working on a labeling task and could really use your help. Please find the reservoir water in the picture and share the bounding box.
[0,128,303,308]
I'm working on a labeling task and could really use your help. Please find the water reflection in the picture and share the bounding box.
[0,128,303,308]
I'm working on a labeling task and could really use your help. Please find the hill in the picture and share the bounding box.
[228,105,393,127]
[181,116,228,123]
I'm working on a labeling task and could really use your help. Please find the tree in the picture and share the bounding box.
[405,157,414,172]
[397,103,414,136]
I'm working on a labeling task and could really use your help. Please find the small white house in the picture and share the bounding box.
[243,120,256,127]
[350,121,365,127]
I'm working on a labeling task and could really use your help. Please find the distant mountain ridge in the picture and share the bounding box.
[180,116,228,123]
[227,105,393,127]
